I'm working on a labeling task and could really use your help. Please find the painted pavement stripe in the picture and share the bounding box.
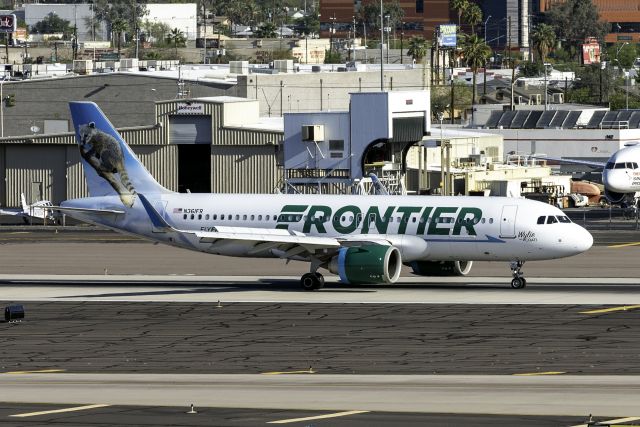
[571,416,640,427]
[10,404,110,418]
[512,371,566,376]
[608,242,640,248]
[267,410,370,424]
[580,305,640,314]
[3,369,66,374]
[261,369,316,375]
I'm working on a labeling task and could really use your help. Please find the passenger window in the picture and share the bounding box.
[183,214,187,220]
[481,218,486,224]
[213,214,217,220]
[489,218,493,224]
[537,216,545,224]
[190,214,194,220]
[547,216,558,224]
[258,215,262,220]
[266,215,270,221]
[342,216,346,222]
[243,215,247,220]
[205,214,210,220]
[221,214,225,220]
[251,215,255,221]
[235,215,239,220]
[412,217,417,223]
[198,214,202,220]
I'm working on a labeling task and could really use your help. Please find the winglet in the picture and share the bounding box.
[138,194,175,232]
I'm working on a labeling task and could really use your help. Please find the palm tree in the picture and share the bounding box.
[463,3,483,35]
[451,0,469,29]
[531,23,556,65]
[461,34,491,108]
[166,28,186,56]
[407,36,427,63]
[110,19,128,59]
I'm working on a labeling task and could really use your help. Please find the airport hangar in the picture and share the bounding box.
[0,65,427,207]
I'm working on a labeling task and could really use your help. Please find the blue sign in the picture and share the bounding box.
[438,24,457,48]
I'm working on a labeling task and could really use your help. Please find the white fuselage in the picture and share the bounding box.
[64,193,593,263]
[603,146,640,194]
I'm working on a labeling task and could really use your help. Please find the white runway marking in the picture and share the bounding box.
[267,410,369,424]
[10,404,110,418]
[571,416,640,427]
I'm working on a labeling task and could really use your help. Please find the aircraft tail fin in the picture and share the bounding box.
[20,193,29,213]
[68,101,170,208]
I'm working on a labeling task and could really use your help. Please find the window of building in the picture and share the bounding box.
[416,0,424,13]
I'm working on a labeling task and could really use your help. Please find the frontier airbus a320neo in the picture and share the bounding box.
[57,102,593,290]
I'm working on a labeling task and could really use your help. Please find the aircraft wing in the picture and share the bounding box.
[0,208,24,216]
[531,155,606,169]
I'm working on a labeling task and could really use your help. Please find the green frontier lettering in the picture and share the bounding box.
[416,206,434,235]
[428,206,457,235]
[361,206,395,234]
[303,205,332,233]
[452,207,482,236]
[276,204,308,230]
[396,206,422,234]
[333,205,362,234]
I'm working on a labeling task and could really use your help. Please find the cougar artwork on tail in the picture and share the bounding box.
[78,122,136,207]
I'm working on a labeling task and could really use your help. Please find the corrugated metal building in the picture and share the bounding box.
[0,97,283,207]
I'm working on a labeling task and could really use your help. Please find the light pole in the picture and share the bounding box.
[379,0,384,91]
[625,69,630,110]
[544,62,548,111]
[484,15,491,43]
[400,21,404,64]
[329,14,336,53]
[384,14,390,64]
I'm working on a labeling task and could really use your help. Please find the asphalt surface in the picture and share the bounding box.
[1,301,639,375]
[0,402,588,427]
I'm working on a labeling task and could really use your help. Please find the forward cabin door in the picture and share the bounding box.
[499,205,518,238]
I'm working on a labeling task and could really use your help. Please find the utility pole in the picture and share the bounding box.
[400,22,404,64]
[379,0,384,91]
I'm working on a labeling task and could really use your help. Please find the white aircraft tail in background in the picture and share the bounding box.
[0,193,57,223]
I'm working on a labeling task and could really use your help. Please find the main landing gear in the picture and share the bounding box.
[301,272,325,291]
[509,261,526,289]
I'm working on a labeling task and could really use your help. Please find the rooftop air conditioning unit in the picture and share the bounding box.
[302,125,324,142]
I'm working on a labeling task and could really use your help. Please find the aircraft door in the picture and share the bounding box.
[499,205,518,238]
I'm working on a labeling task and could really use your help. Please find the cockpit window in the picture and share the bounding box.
[557,215,571,223]
[606,162,615,170]
[615,162,626,169]
[546,216,558,224]
[537,216,546,224]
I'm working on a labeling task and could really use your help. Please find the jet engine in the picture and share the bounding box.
[604,189,626,204]
[328,245,402,284]
[408,260,473,276]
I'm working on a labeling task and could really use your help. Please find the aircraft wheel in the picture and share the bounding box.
[301,272,321,291]
[511,277,526,289]
[313,272,325,290]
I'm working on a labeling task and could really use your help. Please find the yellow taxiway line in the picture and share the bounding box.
[10,404,110,418]
[580,305,640,314]
[268,410,369,424]
[3,369,66,374]
[512,371,566,376]
[608,242,640,248]
[261,369,316,375]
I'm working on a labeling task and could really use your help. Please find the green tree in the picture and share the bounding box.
[255,22,278,38]
[111,18,127,58]
[569,63,616,105]
[431,81,471,120]
[462,3,482,35]
[360,0,404,32]
[531,23,556,65]
[607,43,638,70]
[32,13,72,37]
[451,0,469,28]
[545,0,608,60]
[460,34,491,107]
[297,12,319,37]
[518,60,544,78]
[141,20,172,46]
[324,49,342,64]
[406,36,427,63]
[166,27,186,56]
[93,0,148,46]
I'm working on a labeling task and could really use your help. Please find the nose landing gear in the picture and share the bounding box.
[509,261,526,289]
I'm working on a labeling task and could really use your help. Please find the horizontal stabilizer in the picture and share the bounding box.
[50,206,125,215]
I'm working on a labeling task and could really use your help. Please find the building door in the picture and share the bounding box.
[178,145,211,193]
[499,205,518,238]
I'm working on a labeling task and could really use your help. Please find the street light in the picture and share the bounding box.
[384,14,390,64]
[484,15,491,43]
[329,14,336,53]
[400,21,404,64]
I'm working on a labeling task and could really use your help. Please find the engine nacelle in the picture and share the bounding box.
[409,260,473,276]
[604,189,626,204]
[328,245,402,284]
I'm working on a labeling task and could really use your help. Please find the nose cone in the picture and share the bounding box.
[604,170,629,193]
[569,225,593,255]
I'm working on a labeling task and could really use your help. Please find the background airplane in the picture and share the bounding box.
[55,102,593,290]
[0,193,57,223]
[534,143,640,205]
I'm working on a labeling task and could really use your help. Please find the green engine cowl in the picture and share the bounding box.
[409,260,473,276]
[328,245,402,284]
